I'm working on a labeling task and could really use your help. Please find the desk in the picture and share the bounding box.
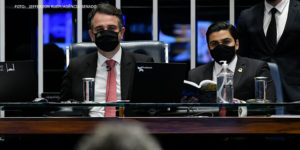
[1,117,300,134]
[1,103,300,150]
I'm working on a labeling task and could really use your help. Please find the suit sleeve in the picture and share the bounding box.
[60,63,72,101]
[256,62,276,102]
[237,10,251,57]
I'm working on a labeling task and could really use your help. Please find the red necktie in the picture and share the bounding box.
[105,60,117,117]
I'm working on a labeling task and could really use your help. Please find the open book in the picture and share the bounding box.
[182,80,217,103]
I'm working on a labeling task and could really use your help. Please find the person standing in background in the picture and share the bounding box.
[237,0,300,102]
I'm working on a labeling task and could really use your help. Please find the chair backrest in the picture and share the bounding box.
[66,41,168,66]
[268,62,284,114]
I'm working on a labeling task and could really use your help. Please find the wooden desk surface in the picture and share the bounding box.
[1,117,300,134]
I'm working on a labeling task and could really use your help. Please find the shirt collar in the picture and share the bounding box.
[214,55,238,74]
[98,47,122,66]
[265,0,289,14]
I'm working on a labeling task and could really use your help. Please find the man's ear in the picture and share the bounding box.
[120,27,126,40]
[235,39,239,51]
[88,29,95,42]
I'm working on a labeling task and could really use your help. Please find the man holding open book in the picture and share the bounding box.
[187,22,276,102]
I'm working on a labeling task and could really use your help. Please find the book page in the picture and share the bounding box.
[199,80,216,88]
[183,80,200,88]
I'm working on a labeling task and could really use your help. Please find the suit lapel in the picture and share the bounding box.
[233,56,246,89]
[257,2,273,54]
[277,0,298,51]
[120,50,135,99]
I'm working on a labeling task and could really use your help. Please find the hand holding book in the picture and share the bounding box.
[181,80,217,103]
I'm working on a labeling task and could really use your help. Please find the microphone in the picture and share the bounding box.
[106,65,111,71]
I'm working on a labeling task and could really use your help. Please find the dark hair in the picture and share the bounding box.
[88,3,123,31]
[206,22,238,43]
[76,122,162,150]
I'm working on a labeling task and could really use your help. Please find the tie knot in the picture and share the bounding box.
[270,8,277,15]
[106,60,116,67]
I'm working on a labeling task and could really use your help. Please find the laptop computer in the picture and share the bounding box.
[130,62,187,103]
[0,61,38,102]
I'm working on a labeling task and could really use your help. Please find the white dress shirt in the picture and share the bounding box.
[263,0,290,43]
[212,55,238,82]
[90,48,122,117]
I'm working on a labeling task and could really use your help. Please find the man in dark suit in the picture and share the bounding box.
[61,50,153,101]
[188,22,275,101]
[61,3,153,116]
[237,0,300,102]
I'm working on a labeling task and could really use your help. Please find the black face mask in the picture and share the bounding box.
[94,30,119,52]
[267,0,277,3]
[210,45,236,64]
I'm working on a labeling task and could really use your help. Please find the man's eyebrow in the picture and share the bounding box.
[107,25,118,28]
[222,38,232,41]
[209,38,232,44]
[94,25,117,29]
[209,40,219,43]
[94,26,104,29]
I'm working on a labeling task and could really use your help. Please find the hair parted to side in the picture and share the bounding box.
[206,22,238,43]
[88,3,124,31]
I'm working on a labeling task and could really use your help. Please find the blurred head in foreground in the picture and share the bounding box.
[76,121,162,150]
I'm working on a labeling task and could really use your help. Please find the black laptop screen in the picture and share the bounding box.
[131,62,187,103]
[0,61,38,102]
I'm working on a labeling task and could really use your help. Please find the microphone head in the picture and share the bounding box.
[106,66,111,71]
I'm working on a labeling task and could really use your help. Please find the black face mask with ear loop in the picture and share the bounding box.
[210,45,236,64]
[94,30,120,52]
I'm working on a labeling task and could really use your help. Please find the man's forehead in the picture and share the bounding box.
[209,30,233,41]
[93,13,118,25]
